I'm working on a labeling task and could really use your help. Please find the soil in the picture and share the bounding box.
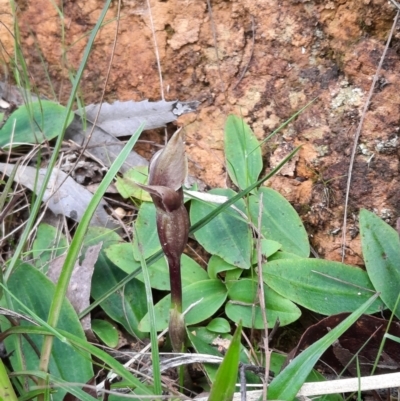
[2,0,400,264]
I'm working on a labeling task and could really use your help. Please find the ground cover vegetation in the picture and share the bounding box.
[1,1,400,400]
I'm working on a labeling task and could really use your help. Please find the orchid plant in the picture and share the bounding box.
[137,129,189,353]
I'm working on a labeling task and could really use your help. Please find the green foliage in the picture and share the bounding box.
[187,326,260,386]
[2,263,93,401]
[270,353,343,401]
[268,294,379,400]
[105,243,208,290]
[359,209,400,318]
[0,357,18,401]
[32,223,67,271]
[139,279,228,332]
[4,95,400,399]
[4,325,154,396]
[87,228,148,340]
[263,258,384,315]
[191,188,253,269]
[206,317,231,333]
[207,255,241,280]
[116,165,151,201]
[225,279,301,328]
[225,115,263,191]
[92,319,119,348]
[208,322,242,401]
[0,100,74,148]
[249,187,310,257]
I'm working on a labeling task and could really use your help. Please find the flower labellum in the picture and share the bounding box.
[137,129,189,352]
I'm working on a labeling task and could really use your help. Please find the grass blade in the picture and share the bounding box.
[208,322,242,401]
[267,293,380,400]
[133,227,162,395]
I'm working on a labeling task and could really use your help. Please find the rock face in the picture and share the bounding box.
[3,0,400,264]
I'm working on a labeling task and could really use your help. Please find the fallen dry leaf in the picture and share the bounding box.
[47,243,102,333]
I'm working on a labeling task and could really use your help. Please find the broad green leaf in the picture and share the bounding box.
[32,223,67,271]
[84,227,147,339]
[132,201,161,260]
[115,165,151,201]
[268,294,379,399]
[91,256,147,340]
[225,268,243,283]
[263,259,384,315]
[92,319,119,348]
[359,209,400,318]
[190,188,252,269]
[268,250,302,261]
[251,239,281,264]
[0,100,73,148]
[139,279,227,332]
[4,263,93,401]
[135,254,208,291]
[207,317,231,333]
[209,322,242,401]
[249,187,310,257]
[105,243,207,290]
[225,279,301,328]
[224,115,262,190]
[104,243,141,274]
[207,255,240,280]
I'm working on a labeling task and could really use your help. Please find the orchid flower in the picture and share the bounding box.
[138,129,189,353]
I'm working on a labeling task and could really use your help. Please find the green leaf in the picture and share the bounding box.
[105,243,207,290]
[187,328,224,383]
[92,319,119,348]
[225,279,301,328]
[268,294,379,399]
[270,353,343,401]
[4,325,153,395]
[0,359,17,401]
[4,263,93,401]
[207,255,240,280]
[268,250,302,261]
[32,224,67,271]
[208,322,242,401]
[0,100,73,148]
[190,188,252,269]
[249,187,310,257]
[225,269,243,283]
[187,327,260,386]
[263,259,384,315]
[251,239,281,264]
[84,227,148,339]
[132,201,161,260]
[359,209,400,318]
[115,165,151,201]
[92,256,147,340]
[225,115,262,190]
[139,279,227,332]
[104,243,141,273]
[207,317,231,333]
